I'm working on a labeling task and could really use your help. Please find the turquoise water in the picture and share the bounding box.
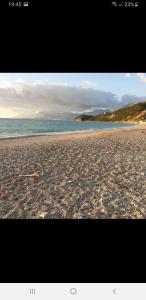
[0,119,134,138]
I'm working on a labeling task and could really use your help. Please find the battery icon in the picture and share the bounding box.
[23,2,28,6]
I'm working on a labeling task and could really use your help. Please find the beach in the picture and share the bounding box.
[0,125,146,219]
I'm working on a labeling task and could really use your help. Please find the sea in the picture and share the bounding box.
[0,119,135,138]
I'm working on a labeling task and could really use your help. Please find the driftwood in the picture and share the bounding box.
[18,172,39,177]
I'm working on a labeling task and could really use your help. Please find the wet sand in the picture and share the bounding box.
[0,125,146,219]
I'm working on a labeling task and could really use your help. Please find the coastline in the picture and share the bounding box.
[0,123,144,146]
[0,122,140,140]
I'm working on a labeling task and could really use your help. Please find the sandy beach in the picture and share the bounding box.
[0,125,146,219]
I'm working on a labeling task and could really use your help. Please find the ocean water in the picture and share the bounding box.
[0,119,134,138]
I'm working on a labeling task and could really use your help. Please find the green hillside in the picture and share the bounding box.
[75,102,146,123]
[74,114,93,121]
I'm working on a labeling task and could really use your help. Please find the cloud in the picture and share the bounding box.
[0,80,119,118]
[0,79,146,119]
[125,73,131,78]
[136,73,146,83]
[79,80,98,89]
[120,94,146,106]
[125,73,146,82]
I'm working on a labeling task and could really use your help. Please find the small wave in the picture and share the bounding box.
[0,123,136,139]
[0,128,98,139]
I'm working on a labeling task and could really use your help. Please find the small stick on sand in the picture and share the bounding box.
[18,172,39,177]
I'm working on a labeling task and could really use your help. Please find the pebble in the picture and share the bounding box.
[0,127,146,219]
[38,212,48,218]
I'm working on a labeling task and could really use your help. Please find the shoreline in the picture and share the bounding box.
[0,123,144,144]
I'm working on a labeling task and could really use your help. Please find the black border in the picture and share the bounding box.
[1,0,146,72]
[0,220,145,283]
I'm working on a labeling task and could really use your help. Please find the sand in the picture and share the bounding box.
[0,125,146,219]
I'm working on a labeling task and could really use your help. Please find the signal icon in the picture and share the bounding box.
[30,288,36,295]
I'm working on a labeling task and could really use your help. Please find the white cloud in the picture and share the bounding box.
[136,73,146,83]
[79,80,98,89]
[0,78,145,119]
[125,73,131,78]
[0,79,118,118]
[16,79,25,83]
[51,82,71,87]
[0,81,12,88]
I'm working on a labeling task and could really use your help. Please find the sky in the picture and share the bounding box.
[0,73,146,119]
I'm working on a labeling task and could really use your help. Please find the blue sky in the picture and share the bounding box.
[0,73,146,118]
[0,73,146,97]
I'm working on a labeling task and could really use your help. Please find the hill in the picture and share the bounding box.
[75,102,146,123]
[74,114,94,121]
